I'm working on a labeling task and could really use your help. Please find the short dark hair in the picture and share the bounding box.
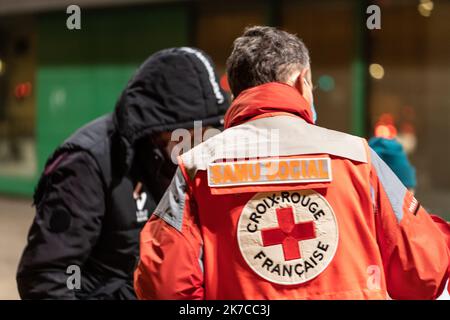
[226,26,310,97]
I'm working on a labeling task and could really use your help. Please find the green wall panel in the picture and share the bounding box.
[0,4,189,196]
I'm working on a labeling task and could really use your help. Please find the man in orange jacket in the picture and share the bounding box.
[134,26,449,299]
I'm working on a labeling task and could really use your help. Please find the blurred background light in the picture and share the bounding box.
[374,113,398,139]
[14,82,32,100]
[220,74,230,93]
[369,63,385,80]
[374,124,398,139]
[318,75,335,92]
[418,0,434,17]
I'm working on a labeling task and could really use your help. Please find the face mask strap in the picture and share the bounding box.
[302,77,317,124]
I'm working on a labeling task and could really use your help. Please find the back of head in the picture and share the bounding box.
[226,26,310,97]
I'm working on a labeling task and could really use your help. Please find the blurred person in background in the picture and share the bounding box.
[369,137,416,191]
[16,47,228,299]
[135,26,449,300]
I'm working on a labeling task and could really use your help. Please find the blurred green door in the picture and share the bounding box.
[30,5,189,196]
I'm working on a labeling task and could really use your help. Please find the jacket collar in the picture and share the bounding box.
[224,82,315,129]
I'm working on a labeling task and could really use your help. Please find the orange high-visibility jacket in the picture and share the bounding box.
[135,82,450,300]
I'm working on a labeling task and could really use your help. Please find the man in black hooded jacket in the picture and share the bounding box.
[16,47,228,299]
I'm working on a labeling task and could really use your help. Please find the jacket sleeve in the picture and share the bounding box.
[370,148,449,299]
[17,151,105,299]
[430,214,450,295]
[134,167,204,300]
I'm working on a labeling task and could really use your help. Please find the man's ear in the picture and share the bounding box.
[294,68,309,96]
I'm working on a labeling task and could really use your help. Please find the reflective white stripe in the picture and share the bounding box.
[370,185,376,213]
[181,116,368,174]
[180,47,225,104]
[370,148,406,222]
[154,168,186,231]
[198,246,204,274]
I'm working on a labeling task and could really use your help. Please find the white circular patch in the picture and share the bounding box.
[237,190,339,285]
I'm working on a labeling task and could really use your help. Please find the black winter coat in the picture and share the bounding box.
[16,47,228,299]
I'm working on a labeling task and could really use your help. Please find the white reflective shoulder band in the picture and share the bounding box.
[154,168,187,232]
[181,116,368,174]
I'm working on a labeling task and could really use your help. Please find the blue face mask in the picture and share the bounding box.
[303,78,317,124]
[311,103,318,124]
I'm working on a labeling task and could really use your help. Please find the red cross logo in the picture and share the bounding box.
[261,207,316,261]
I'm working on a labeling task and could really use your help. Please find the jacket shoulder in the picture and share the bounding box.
[180,116,369,176]
[41,114,115,192]
[63,114,114,151]
[308,122,370,162]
